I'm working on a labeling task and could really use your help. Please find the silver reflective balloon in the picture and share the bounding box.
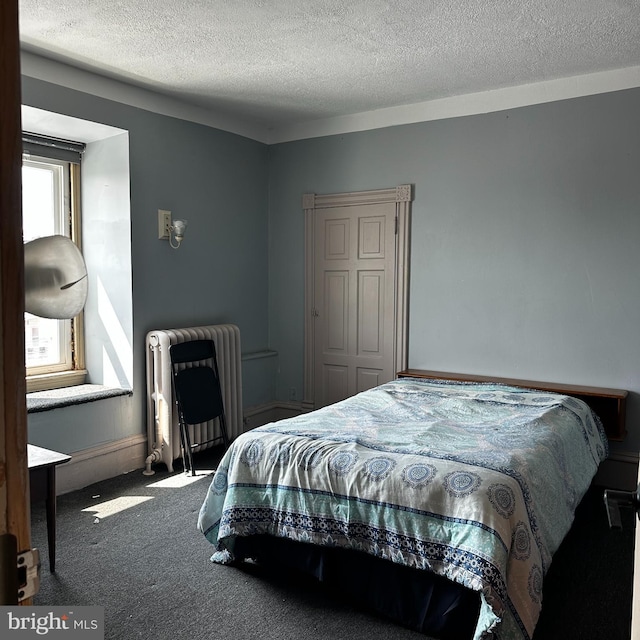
[24,235,88,319]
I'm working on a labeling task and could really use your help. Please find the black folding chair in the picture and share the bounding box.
[169,339,230,475]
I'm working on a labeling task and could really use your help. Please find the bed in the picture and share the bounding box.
[197,370,627,640]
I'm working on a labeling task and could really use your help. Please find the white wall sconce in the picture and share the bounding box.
[158,210,188,249]
[169,219,188,249]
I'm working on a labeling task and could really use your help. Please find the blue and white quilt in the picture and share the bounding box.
[198,378,608,640]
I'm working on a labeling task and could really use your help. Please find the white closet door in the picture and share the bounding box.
[313,202,396,407]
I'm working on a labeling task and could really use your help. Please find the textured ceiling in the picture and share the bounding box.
[18,0,640,130]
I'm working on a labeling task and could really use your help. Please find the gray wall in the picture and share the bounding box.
[22,76,270,453]
[268,88,640,453]
[22,72,640,463]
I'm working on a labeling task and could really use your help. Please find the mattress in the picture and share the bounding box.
[198,377,608,640]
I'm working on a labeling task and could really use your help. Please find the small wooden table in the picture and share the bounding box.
[28,444,71,573]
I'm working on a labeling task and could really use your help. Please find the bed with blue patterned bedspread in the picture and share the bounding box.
[198,377,608,640]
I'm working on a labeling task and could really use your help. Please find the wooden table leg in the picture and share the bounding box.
[28,444,71,574]
[45,466,56,573]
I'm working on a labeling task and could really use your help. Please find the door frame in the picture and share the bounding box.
[1,0,32,605]
[302,185,412,409]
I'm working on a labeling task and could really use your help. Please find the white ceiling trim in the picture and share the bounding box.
[20,51,270,143]
[271,66,640,143]
[21,51,640,146]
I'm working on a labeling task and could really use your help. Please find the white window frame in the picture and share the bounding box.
[22,153,86,392]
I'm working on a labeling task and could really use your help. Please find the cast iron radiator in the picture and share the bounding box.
[145,323,243,473]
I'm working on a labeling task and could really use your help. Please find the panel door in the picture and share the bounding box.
[313,202,396,407]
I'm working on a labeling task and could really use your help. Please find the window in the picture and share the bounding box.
[22,135,86,392]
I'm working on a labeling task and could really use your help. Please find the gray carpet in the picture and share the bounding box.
[30,449,634,639]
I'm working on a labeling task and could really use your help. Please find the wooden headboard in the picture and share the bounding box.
[397,369,628,441]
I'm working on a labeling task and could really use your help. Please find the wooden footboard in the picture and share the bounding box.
[397,369,628,441]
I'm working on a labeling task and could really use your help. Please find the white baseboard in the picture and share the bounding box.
[55,403,305,495]
[243,401,307,431]
[56,434,148,495]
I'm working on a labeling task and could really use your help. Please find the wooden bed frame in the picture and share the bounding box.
[397,369,628,442]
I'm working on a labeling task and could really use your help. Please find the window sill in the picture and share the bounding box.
[26,370,88,393]
[27,384,131,414]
